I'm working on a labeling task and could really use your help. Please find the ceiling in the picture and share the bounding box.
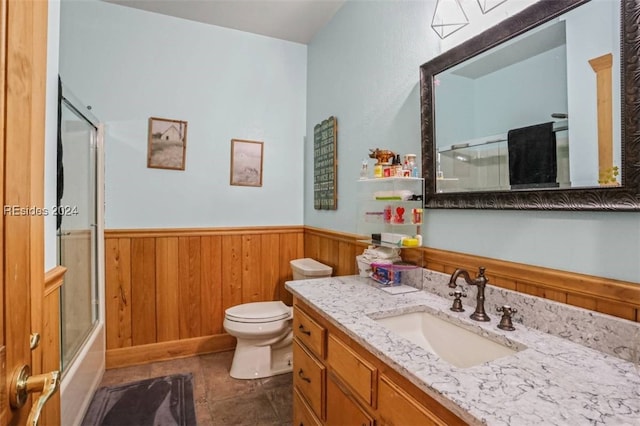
[104,0,346,44]
[452,20,566,79]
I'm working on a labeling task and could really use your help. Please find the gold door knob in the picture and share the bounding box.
[10,364,61,426]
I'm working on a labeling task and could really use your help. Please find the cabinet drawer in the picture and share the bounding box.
[294,305,326,359]
[293,339,325,420]
[326,373,374,426]
[378,374,447,426]
[327,334,376,405]
[293,387,322,426]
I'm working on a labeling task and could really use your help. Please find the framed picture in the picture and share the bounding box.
[230,139,263,187]
[147,117,187,170]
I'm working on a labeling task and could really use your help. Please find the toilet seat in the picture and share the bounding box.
[225,301,291,323]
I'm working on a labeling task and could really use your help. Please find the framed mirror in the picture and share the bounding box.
[420,0,640,210]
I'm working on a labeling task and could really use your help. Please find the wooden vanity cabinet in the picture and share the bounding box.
[292,297,468,426]
[293,305,327,421]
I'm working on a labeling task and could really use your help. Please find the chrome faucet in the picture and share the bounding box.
[447,267,490,322]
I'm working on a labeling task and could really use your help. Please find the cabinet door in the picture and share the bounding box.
[294,387,323,426]
[378,374,447,426]
[294,305,327,359]
[326,373,374,426]
[293,339,326,420]
[327,334,376,405]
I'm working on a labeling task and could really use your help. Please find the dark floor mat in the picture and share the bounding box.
[81,373,196,426]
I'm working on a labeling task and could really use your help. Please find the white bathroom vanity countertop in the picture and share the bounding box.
[285,275,640,426]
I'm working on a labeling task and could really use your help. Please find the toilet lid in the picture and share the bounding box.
[225,301,291,323]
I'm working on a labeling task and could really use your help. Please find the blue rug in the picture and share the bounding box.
[82,373,196,426]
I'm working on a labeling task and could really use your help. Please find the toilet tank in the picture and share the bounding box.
[290,258,332,280]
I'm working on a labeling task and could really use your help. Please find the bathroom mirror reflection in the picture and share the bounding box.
[435,0,619,193]
[420,0,640,210]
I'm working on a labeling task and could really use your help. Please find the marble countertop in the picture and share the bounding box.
[285,275,640,426]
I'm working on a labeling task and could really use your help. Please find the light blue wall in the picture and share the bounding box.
[435,73,474,148]
[59,0,307,229]
[305,1,640,283]
[55,0,639,283]
[473,45,567,137]
[45,1,61,270]
[305,0,439,232]
[435,45,567,147]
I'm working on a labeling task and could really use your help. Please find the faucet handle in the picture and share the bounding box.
[496,305,517,331]
[476,267,488,285]
[449,289,467,312]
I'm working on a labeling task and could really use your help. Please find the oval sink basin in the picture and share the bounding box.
[374,311,523,368]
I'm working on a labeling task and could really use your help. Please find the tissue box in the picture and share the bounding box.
[370,263,417,285]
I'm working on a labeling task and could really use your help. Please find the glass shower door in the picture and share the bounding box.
[58,100,98,371]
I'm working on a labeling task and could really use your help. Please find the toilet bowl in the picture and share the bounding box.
[223,301,293,379]
[224,258,332,380]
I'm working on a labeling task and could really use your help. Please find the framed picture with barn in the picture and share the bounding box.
[230,139,263,187]
[147,117,187,170]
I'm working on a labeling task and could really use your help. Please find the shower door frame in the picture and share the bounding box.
[57,84,106,426]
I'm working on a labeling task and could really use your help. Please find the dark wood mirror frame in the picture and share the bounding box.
[420,0,640,210]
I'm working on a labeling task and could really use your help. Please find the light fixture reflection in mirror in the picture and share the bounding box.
[431,0,469,39]
[420,0,640,210]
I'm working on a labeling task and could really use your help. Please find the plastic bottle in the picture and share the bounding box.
[360,159,368,179]
[374,163,383,178]
[412,208,423,224]
[405,154,418,177]
[383,205,392,223]
[402,161,411,177]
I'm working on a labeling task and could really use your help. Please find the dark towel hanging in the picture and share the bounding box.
[57,76,64,229]
[507,121,558,189]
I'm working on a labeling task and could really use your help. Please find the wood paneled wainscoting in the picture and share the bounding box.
[105,225,639,369]
[104,227,303,369]
[42,266,66,424]
[303,226,640,322]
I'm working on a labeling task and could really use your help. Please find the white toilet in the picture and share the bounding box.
[223,258,332,379]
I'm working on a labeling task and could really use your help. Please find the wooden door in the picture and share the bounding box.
[1,0,58,425]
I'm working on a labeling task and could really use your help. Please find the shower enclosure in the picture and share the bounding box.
[58,90,98,370]
[57,81,106,425]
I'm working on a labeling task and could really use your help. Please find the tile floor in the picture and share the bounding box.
[96,351,293,426]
